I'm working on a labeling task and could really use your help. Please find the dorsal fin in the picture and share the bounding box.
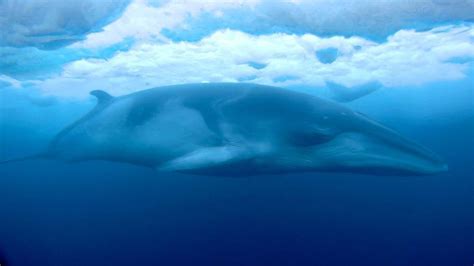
[90,90,113,105]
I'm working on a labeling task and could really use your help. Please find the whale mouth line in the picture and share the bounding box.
[313,132,447,176]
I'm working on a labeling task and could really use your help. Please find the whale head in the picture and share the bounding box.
[282,109,448,176]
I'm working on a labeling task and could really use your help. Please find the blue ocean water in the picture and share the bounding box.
[1,83,473,266]
[1,1,474,265]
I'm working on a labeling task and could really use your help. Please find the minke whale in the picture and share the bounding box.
[1,83,447,176]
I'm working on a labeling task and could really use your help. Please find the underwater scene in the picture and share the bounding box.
[0,0,473,265]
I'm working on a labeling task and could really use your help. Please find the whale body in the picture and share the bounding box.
[40,83,446,176]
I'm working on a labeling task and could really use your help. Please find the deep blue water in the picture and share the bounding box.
[1,0,474,265]
[1,86,473,266]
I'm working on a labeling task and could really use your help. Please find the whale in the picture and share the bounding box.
[1,83,447,176]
